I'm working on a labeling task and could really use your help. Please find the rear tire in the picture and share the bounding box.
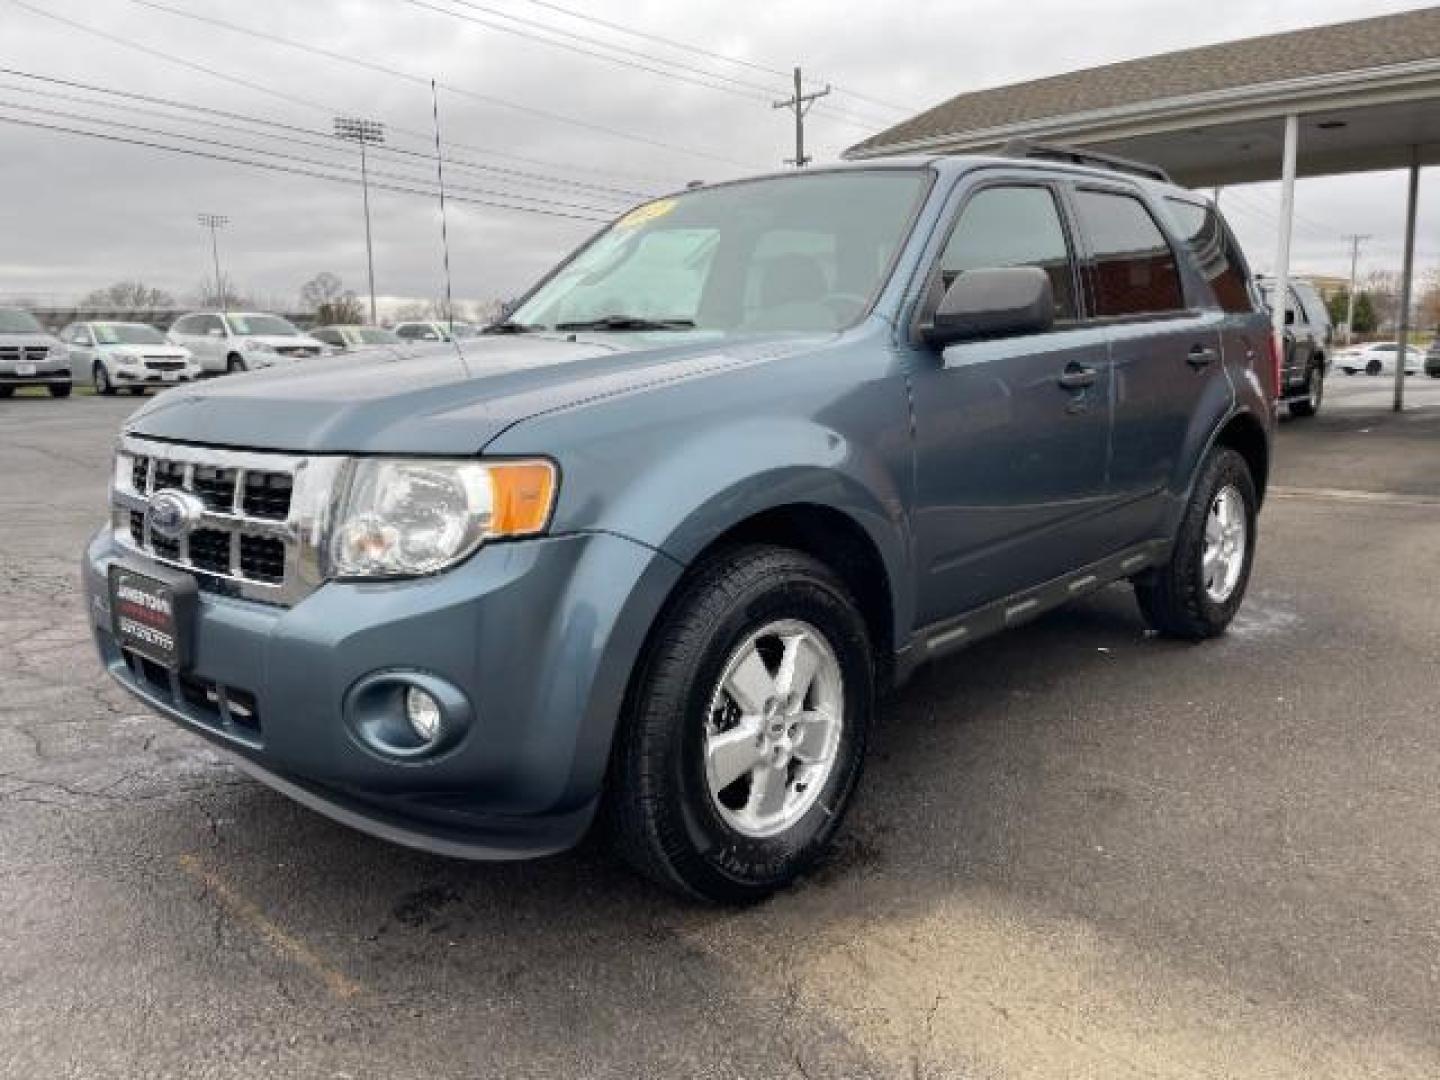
[608,544,874,903]
[0,387,13,398]
[1287,364,1323,418]
[1135,447,1257,640]
[1366,359,1382,375]
[47,383,72,398]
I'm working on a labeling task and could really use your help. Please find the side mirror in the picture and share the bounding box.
[923,267,1054,348]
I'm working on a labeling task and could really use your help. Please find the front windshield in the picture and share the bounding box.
[512,169,930,334]
[0,309,45,334]
[94,323,167,345]
[226,314,299,336]
[356,328,400,344]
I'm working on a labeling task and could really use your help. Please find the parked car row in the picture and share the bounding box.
[0,306,412,399]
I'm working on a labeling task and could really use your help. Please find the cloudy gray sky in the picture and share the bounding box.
[1,0,1436,310]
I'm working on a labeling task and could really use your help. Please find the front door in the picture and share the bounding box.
[910,181,1113,624]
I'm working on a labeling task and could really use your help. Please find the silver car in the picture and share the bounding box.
[61,321,202,396]
[0,307,71,398]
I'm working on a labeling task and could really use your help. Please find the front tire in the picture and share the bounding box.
[226,353,247,373]
[47,383,72,398]
[94,362,116,396]
[1366,359,1382,375]
[608,545,874,903]
[1135,447,1257,640]
[1287,364,1323,418]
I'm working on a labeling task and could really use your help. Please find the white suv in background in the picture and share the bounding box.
[168,312,326,374]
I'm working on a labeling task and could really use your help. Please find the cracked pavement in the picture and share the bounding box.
[2,381,1439,1079]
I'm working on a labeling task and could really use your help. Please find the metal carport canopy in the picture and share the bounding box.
[845,8,1440,410]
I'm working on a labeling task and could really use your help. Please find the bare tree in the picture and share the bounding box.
[191,273,247,311]
[300,272,364,324]
[79,280,177,310]
[1413,266,1440,331]
[1362,269,1401,332]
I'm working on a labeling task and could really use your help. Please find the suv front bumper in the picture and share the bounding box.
[0,359,71,388]
[83,527,682,858]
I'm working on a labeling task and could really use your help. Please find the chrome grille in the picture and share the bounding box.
[0,345,50,362]
[112,435,344,607]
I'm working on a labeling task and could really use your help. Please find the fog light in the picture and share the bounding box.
[405,687,442,743]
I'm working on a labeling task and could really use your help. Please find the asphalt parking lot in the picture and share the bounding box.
[2,378,1438,1079]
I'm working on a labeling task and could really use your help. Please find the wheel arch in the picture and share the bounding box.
[1211,409,1270,505]
[676,502,897,685]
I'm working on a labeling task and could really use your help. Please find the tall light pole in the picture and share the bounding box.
[196,213,228,314]
[334,116,384,325]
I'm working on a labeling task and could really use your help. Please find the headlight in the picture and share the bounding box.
[328,458,557,579]
[247,340,276,354]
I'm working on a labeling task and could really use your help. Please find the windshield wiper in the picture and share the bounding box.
[481,320,540,334]
[553,315,697,332]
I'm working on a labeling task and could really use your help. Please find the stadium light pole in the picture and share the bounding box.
[334,116,385,325]
[196,213,229,315]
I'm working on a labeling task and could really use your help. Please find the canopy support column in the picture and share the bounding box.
[1270,113,1299,399]
[1393,147,1420,412]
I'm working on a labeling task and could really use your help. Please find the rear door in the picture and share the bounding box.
[1069,184,1228,544]
[909,178,1114,621]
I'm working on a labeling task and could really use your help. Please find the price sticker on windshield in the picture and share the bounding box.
[615,198,677,230]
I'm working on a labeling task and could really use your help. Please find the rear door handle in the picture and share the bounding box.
[1188,345,1217,368]
[1057,363,1098,390]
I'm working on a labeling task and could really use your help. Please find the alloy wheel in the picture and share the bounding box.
[703,619,844,838]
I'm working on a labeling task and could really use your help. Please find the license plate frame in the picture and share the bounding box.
[15,362,35,376]
[108,561,197,670]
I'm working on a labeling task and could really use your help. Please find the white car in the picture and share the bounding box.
[167,311,326,374]
[60,321,201,396]
[1335,341,1424,376]
[392,319,479,343]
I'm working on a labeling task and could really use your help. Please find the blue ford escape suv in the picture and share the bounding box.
[85,146,1273,902]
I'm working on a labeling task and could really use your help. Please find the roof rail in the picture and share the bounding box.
[997,139,1172,183]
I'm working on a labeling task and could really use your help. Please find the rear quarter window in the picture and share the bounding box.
[1164,197,1255,314]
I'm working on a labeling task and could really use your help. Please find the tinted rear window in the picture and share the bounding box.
[1074,189,1184,317]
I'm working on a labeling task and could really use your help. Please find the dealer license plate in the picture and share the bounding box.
[109,564,193,669]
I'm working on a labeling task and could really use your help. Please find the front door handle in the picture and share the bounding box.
[1188,345,1217,368]
[1057,363,1097,391]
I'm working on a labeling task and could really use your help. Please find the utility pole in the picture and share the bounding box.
[334,116,385,325]
[1342,233,1370,345]
[772,67,830,167]
[197,213,228,314]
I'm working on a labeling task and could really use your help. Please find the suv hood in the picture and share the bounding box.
[125,332,824,454]
[0,332,62,348]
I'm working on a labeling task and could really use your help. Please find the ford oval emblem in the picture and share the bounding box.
[146,488,205,541]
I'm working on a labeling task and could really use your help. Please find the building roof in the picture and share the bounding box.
[846,7,1440,159]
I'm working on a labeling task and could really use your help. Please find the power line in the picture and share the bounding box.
[124,0,764,169]
[416,0,903,129]
[0,68,646,200]
[4,2,679,188]
[0,108,612,223]
[405,0,778,101]
[518,0,919,116]
[0,98,620,215]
